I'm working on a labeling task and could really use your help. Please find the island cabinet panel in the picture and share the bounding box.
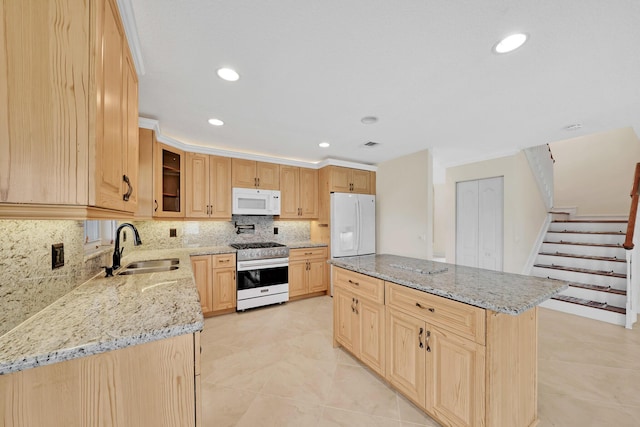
[425,326,486,427]
[0,333,199,427]
[333,267,540,427]
[385,281,485,345]
[332,268,385,376]
[386,307,426,407]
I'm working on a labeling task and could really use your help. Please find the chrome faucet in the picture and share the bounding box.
[112,223,142,270]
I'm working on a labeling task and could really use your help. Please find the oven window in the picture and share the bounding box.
[237,266,288,290]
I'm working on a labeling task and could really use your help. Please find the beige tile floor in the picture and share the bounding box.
[200,296,640,426]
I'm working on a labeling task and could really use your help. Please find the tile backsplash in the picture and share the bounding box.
[0,217,311,336]
[121,216,310,253]
[0,220,109,336]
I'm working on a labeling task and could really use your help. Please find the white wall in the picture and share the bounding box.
[376,149,433,259]
[444,152,546,274]
[550,127,640,216]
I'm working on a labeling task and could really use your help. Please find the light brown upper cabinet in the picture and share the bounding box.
[154,143,185,218]
[0,0,139,218]
[324,166,374,194]
[279,166,318,219]
[232,159,280,190]
[186,153,232,219]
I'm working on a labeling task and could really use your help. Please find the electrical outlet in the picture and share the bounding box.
[169,228,177,237]
[52,243,64,269]
[274,227,279,234]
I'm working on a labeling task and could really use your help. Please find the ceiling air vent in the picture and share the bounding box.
[363,141,380,147]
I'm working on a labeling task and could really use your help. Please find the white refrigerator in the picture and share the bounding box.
[330,193,376,258]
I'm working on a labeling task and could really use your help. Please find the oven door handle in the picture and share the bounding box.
[237,258,289,271]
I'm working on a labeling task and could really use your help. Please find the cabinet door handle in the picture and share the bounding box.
[154,200,158,212]
[418,327,424,349]
[351,297,355,312]
[348,279,360,286]
[122,175,133,201]
[354,298,359,314]
[426,330,431,353]
[254,177,257,187]
[415,302,435,313]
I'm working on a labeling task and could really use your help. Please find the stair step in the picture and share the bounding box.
[538,252,626,263]
[533,264,626,279]
[543,241,624,249]
[551,294,626,314]
[547,230,625,235]
[545,277,626,295]
[552,220,627,223]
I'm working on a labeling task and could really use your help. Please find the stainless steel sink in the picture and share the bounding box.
[118,265,179,275]
[124,258,179,269]
[117,258,180,275]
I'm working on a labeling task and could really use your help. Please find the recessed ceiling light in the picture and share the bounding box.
[319,142,330,148]
[208,118,224,126]
[361,116,378,124]
[217,68,240,82]
[493,33,528,54]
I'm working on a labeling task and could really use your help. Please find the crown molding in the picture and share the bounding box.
[116,0,146,76]
[138,118,377,171]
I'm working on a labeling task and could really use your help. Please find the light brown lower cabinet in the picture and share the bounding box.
[191,253,236,316]
[332,267,385,377]
[333,267,539,427]
[288,247,328,299]
[0,332,201,427]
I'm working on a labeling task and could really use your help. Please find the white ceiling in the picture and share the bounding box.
[130,0,640,167]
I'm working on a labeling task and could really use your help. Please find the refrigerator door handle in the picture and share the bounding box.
[356,198,361,254]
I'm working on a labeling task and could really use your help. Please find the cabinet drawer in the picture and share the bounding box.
[385,282,485,345]
[333,267,384,304]
[289,247,327,261]
[213,253,235,267]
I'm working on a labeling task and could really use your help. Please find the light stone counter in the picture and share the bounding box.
[0,247,235,375]
[329,254,567,315]
[286,241,328,249]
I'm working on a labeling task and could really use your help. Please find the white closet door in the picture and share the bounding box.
[478,177,503,271]
[456,180,479,268]
[456,177,503,271]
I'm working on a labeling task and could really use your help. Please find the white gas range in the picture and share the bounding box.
[229,242,289,311]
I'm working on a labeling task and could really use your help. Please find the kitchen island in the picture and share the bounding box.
[330,254,567,427]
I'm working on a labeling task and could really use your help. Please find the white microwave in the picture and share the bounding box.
[232,188,281,215]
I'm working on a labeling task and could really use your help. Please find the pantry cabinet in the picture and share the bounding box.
[191,253,236,316]
[288,247,328,298]
[232,159,280,190]
[332,268,385,376]
[280,166,318,219]
[186,153,232,219]
[0,0,139,218]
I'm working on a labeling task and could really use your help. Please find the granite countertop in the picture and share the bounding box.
[0,242,328,375]
[0,248,227,375]
[330,254,568,315]
[286,241,328,249]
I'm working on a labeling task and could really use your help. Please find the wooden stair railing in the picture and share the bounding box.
[623,162,640,250]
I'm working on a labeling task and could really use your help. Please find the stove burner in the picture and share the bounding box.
[229,242,286,250]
